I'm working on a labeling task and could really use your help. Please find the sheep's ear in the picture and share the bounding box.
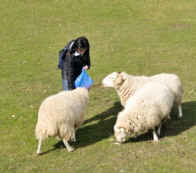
[120,72,128,80]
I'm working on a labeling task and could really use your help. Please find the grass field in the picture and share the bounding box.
[0,0,196,172]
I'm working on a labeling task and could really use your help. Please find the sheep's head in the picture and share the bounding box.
[120,72,129,80]
[102,72,120,87]
[114,72,129,88]
[114,125,129,143]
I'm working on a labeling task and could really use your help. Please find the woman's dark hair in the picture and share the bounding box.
[75,36,90,49]
[69,36,90,54]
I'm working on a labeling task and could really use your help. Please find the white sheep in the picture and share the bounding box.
[102,72,183,118]
[114,82,175,143]
[35,87,89,154]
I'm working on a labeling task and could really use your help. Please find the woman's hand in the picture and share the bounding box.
[83,65,88,70]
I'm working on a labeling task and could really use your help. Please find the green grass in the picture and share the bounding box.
[0,0,196,172]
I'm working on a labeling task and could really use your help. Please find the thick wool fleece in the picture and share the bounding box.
[115,82,175,138]
[35,88,89,141]
[115,72,183,107]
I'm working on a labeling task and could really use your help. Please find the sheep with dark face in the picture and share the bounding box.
[102,72,183,118]
[35,87,89,154]
[114,82,175,143]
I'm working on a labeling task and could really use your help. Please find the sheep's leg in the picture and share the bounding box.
[36,137,42,155]
[71,132,76,142]
[178,105,183,118]
[157,123,162,136]
[63,139,74,152]
[153,129,159,142]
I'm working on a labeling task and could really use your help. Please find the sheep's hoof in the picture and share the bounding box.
[153,139,159,143]
[179,115,183,119]
[114,142,121,145]
[36,152,41,156]
[67,147,75,152]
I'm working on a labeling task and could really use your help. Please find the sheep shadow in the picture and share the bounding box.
[75,101,123,148]
[53,101,123,150]
[52,101,196,151]
[83,101,123,125]
[162,101,196,137]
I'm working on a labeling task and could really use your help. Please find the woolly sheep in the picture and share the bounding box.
[102,72,183,118]
[114,82,175,143]
[35,87,89,154]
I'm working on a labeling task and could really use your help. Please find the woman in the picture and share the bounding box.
[58,36,91,90]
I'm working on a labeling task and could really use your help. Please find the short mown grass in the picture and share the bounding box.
[0,0,196,172]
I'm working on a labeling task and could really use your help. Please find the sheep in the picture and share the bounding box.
[35,87,89,154]
[114,82,175,143]
[102,72,183,118]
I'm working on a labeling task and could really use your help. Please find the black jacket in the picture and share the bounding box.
[61,40,91,89]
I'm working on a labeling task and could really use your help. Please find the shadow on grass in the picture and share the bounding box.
[76,101,123,148]
[163,101,196,137]
[52,101,123,150]
[45,101,196,154]
[38,148,58,156]
[83,101,123,125]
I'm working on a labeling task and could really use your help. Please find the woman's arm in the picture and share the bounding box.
[83,49,91,69]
